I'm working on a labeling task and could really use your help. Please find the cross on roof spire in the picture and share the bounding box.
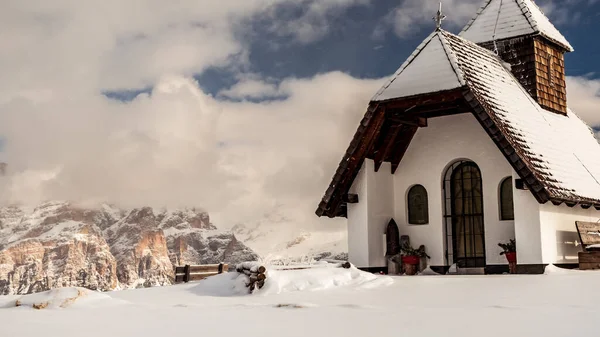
[433,2,447,30]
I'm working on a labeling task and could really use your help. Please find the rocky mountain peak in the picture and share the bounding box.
[0,202,258,295]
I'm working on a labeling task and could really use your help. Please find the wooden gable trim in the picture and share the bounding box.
[315,103,386,218]
[316,88,469,218]
[315,88,468,217]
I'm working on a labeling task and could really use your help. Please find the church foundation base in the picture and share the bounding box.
[358,264,579,275]
[357,266,387,274]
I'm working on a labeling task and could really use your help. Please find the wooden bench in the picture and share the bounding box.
[575,221,600,270]
[174,263,229,283]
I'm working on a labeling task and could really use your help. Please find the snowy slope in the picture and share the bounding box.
[232,221,347,264]
[1,265,600,337]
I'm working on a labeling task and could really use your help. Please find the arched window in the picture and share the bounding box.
[408,185,428,225]
[500,177,514,220]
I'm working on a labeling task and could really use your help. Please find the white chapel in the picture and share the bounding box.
[316,0,600,274]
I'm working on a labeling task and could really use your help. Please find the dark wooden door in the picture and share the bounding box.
[450,162,486,268]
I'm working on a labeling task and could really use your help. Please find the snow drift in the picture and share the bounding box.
[3,287,126,310]
[192,262,393,297]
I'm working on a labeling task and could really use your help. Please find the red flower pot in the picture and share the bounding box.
[402,255,420,265]
[504,252,517,263]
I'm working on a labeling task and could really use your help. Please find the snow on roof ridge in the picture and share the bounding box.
[371,31,439,101]
[459,0,573,52]
[371,30,467,102]
[438,30,467,87]
[519,0,574,51]
[460,0,495,33]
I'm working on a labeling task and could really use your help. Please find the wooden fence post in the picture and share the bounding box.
[218,263,224,274]
[183,265,191,283]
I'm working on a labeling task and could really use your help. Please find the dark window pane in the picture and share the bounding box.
[500,177,515,220]
[408,185,429,224]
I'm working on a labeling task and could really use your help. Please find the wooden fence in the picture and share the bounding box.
[174,263,229,283]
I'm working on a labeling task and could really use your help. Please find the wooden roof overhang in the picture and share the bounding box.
[316,86,600,219]
[315,88,471,218]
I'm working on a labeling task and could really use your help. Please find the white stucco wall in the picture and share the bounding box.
[539,204,600,264]
[512,182,542,265]
[347,162,369,268]
[392,113,515,267]
[511,180,600,266]
[367,161,394,267]
[346,159,395,268]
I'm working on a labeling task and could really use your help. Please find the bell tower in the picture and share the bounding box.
[460,0,573,115]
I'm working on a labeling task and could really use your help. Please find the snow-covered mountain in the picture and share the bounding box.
[0,201,258,295]
[0,201,348,295]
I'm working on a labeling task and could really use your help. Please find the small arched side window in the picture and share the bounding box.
[500,177,515,220]
[407,185,429,225]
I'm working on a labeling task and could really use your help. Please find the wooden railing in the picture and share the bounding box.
[174,263,229,283]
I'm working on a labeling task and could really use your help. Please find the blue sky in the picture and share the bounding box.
[211,1,599,97]
[99,0,600,101]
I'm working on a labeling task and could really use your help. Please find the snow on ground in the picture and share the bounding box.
[192,263,393,297]
[0,287,126,310]
[2,264,600,337]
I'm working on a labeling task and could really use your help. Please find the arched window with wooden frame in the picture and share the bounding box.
[499,177,514,221]
[407,184,429,225]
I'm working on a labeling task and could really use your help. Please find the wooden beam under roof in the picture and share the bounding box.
[390,125,418,174]
[379,88,466,110]
[373,123,403,172]
[343,194,359,204]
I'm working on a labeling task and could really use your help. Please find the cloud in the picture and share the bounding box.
[0,0,367,98]
[566,75,600,127]
[218,75,285,100]
[0,71,384,231]
[376,0,481,39]
[262,0,371,44]
[0,0,379,233]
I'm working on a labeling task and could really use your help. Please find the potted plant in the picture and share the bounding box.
[400,243,430,275]
[498,239,517,274]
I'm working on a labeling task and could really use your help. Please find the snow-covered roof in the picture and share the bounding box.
[372,32,465,101]
[459,0,573,52]
[316,29,600,218]
[440,30,600,204]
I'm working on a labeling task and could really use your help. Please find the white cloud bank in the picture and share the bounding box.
[567,76,600,127]
[0,71,382,230]
[0,0,374,231]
